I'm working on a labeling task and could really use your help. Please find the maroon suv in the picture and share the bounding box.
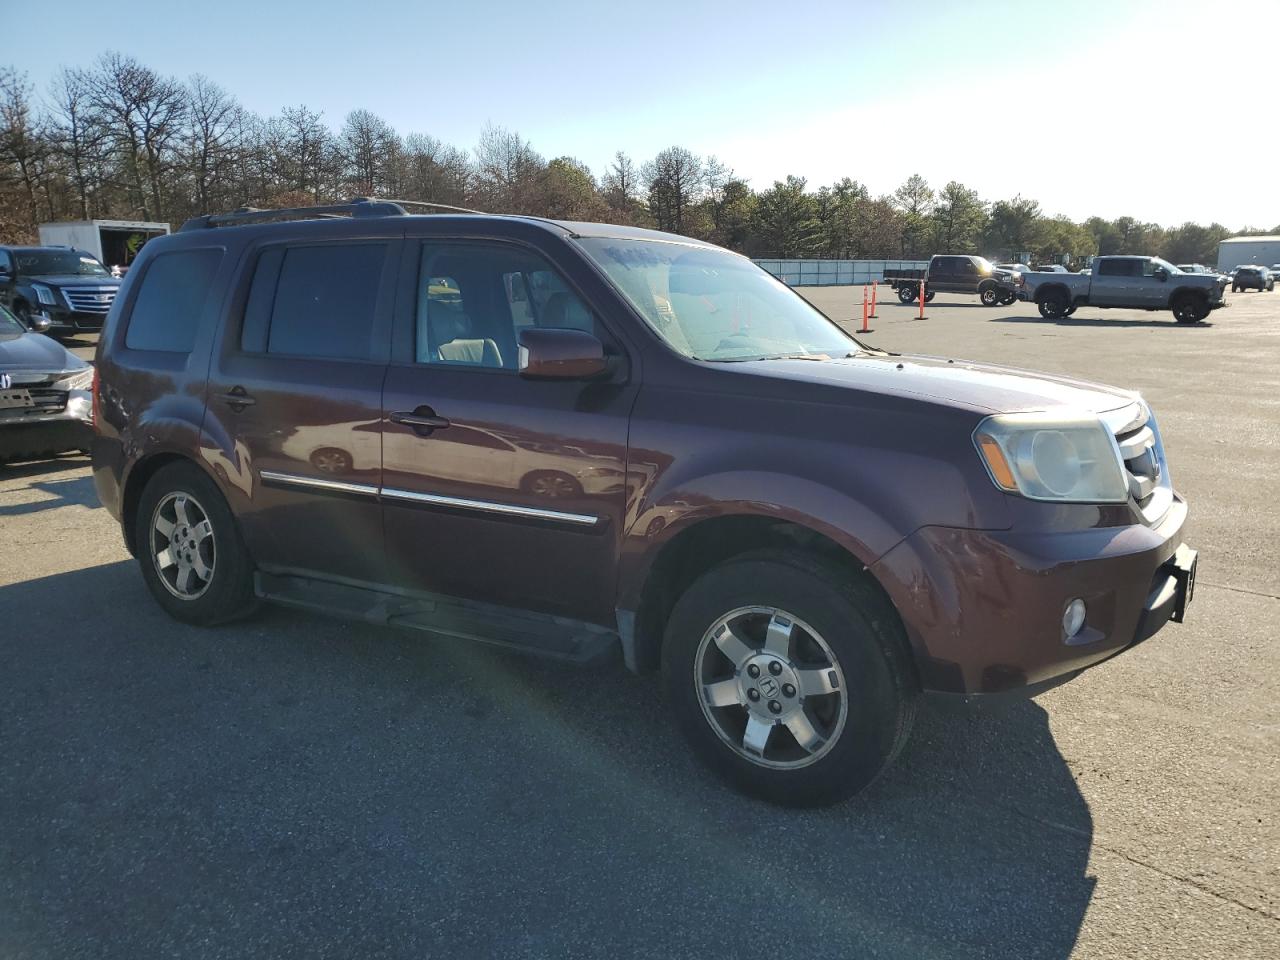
[92,200,1197,806]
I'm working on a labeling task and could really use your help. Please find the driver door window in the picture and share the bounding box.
[414,244,599,370]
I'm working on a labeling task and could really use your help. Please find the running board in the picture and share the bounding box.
[255,571,619,664]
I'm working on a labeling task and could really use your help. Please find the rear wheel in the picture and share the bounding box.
[999,291,1017,305]
[662,551,917,807]
[1037,290,1069,319]
[1064,304,1078,316]
[134,462,257,625]
[896,284,916,304]
[1172,293,1209,323]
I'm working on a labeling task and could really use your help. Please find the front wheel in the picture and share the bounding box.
[134,462,258,625]
[1172,294,1209,323]
[662,552,917,807]
[979,285,1000,306]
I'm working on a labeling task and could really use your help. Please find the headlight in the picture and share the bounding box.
[32,284,57,306]
[54,368,94,391]
[974,412,1128,503]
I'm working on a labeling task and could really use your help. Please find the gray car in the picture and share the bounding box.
[1017,255,1227,322]
[0,304,93,462]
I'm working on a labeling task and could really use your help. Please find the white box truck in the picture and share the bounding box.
[37,220,170,274]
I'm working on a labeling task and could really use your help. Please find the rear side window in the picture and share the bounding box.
[1097,259,1137,277]
[125,249,223,352]
[241,243,387,360]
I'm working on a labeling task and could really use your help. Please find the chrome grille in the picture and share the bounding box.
[62,287,117,314]
[1105,402,1171,523]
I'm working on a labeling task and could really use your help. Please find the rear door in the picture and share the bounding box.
[204,232,399,585]
[1090,257,1138,305]
[380,236,636,625]
[928,256,956,292]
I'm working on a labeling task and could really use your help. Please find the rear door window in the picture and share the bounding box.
[125,248,223,352]
[241,242,389,360]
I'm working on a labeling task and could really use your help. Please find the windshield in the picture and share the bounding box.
[576,238,860,362]
[14,249,110,277]
[1150,257,1179,274]
[0,304,25,335]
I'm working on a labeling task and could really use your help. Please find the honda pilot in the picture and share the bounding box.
[92,200,1197,806]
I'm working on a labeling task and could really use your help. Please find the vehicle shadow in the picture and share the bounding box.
[992,314,1212,329]
[0,562,1094,960]
[0,460,100,517]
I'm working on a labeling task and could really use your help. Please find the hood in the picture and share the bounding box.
[0,330,86,372]
[737,353,1137,416]
[23,274,119,288]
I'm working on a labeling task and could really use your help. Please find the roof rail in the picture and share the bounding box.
[179,196,490,232]
[377,198,488,216]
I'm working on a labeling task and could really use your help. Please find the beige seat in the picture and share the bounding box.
[427,301,503,367]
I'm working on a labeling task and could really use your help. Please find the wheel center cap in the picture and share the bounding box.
[757,676,780,699]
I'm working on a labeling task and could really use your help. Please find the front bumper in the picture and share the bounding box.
[870,497,1192,695]
[39,308,108,333]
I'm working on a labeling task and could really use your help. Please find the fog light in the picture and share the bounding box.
[1063,599,1087,638]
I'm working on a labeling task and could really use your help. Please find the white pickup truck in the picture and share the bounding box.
[1017,256,1228,323]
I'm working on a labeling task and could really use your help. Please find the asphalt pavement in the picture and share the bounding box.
[2,288,1276,959]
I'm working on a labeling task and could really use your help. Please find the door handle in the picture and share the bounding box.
[218,387,255,410]
[391,408,451,433]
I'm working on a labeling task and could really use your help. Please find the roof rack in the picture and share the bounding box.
[178,196,488,232]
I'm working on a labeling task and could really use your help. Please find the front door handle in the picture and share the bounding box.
[219,387,255,410]
[391,408,451,433]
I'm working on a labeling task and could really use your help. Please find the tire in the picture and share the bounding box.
[1037,290,1069,319]
[1172,293,1208,324]
[134,461,258,626]
[1064,304,1078,316]
[979,285,1000,307]
[661,550,917,807]
[924,291,936,303]
[1231,285,1239,293]
[896,284,916,304]
[999,291,1017,306]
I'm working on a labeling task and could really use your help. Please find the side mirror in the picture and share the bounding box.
[1153,267,1168,281]
[518,327,608,380]
[30,313,52,334]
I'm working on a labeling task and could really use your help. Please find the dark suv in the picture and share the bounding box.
[0,246,122,337]
[92,200,1197,806]
[1231,265,1273,292]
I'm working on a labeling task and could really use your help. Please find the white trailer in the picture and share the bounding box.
[1216,235,1280,272]
[37,219,170,273]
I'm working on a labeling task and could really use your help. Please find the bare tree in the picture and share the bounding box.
[86,52,187,219]
[399,133,472,206]
[0,68,52,225]
[48,68,104,219]
[269,105,334,201]
[600,150,642,221]
[643,146,703,234]
[340,108,398,197]
[473,123,544,212]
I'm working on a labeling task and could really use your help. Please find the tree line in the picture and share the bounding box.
[2,54,1274,266]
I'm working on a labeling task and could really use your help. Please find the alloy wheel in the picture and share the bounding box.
[694,606,848,769]
[150,492,216,599]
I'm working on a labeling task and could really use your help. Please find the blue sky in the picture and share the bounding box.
[11,0,1275,228]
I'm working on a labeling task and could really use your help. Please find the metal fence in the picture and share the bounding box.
[753,259,928,286]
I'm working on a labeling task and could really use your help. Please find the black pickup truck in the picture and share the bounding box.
[883,255,1018,306]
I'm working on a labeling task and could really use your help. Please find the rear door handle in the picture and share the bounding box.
[219,388,255,410]
[391,408,451,432]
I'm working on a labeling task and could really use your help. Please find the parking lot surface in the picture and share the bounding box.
[3,290,1277,959]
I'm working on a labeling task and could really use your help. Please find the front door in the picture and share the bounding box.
[204,235,399,585]
[380,239,636,625]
